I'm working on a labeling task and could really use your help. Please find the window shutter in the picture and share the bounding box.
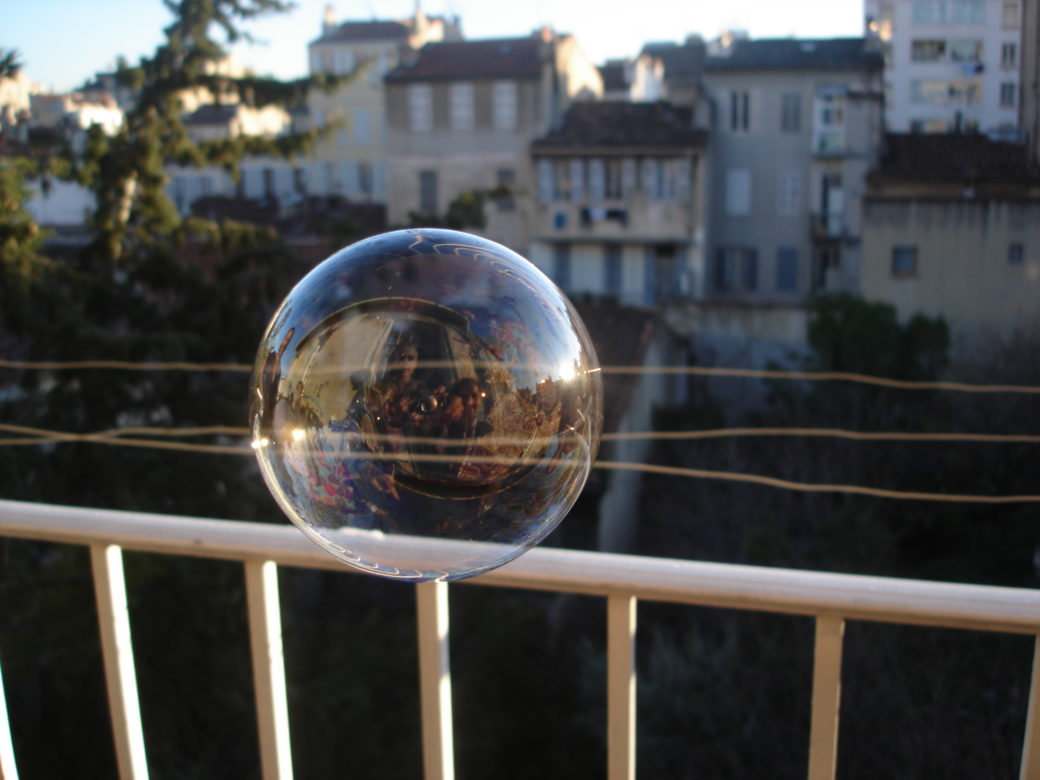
[621,158,638,197]
[588,158,606,202]
[537,159,554,202]
[714,248,727,291]
[744,248,759,290]
[641,159,657,197]
[569,159,585,202]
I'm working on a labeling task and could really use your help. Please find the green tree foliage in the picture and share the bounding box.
[0,49,22,78]
[408,189,488,231]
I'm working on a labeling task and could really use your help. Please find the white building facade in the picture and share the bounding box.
[865,0,1024,134]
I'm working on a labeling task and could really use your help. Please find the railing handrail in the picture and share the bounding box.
[2,498,1039,780]
[1,498,1038,635]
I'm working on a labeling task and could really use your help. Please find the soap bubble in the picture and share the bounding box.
[251,229,602,582]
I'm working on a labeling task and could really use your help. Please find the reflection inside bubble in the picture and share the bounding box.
[251,229,601,582]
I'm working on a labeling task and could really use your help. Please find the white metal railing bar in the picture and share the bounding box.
[244,560,293,780]
[807,616,845,780]
[607,595,636,780]
[416,582,454,780]
[2,500,1038,636]
[1023,636,1040,780]
[90,544,149,779]
[2,499,1040,780]
[0,657,17,780]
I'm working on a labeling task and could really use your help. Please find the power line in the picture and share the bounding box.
[2,424,1038,504]
[3,358,1040,394]
[4,423,1039,447]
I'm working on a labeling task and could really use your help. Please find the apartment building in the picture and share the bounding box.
[383,30,602,250]
[304,8,460,203]
[529,100,707,305]
[865,0,1025,134]
[702,38,884,301]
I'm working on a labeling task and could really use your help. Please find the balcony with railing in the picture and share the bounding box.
[2,498,1038,780]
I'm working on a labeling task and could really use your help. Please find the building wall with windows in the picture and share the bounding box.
[865,0,1024,134]
[384,31,602,250]
[702,38,884,302]
[861,197,1040,348]
[527,101,707,306]
[304,9,459,203]
[1021,0,1040,158]
[860,133,1040,351]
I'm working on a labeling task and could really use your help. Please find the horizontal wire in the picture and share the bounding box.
[2,358,1039,394]
[605,427,1040,444]
[594,461,1040,504]
[4,423,1039,447]
[1,426,1037,504]
[3,423,1038,448]
[0,359,253,372]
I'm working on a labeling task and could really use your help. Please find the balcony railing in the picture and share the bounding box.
[1,498,1039,780]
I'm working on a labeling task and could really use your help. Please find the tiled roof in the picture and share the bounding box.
[532,101,702,149]
[876,133,1040,182]
[313,20,411,44]
[385,37,545,82]
[705,37,882,72]
[183,104,238,125]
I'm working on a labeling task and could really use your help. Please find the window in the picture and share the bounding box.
[537,159,553,203]
[495,168,515,212]
[333,50,355,74]
[892,246,918,277]
[1008,243,1024,264]
[353,107,371,144]
[552,244,571,288]
[725,168,751,216]
[951,0,985,23]
[367,51,393,87]
[1001,42,1018,68]
[730,90,749,132]
[781,93,801,132]
[1002,1,1019,28]
[419,170,438,215]
[912,80,948,104]
[551,159,571,201]
[776,248,798,292]
[913,1,946,23]
[949,80,981,103]
[492,81,518,130]
[604,245,622,296]
[820,96,844,125]
[408,84,433,133]
[911,40,946,62]
[714,247,758,292]
[449,83,474,130]
[358,162,373,195]
[777,170,802,217]
[588,158,606,202]
[949,39,983,62]
[1000,82,1016,107]
[293,167,307,195]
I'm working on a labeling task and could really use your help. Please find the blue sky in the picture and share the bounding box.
[5,0,863,92]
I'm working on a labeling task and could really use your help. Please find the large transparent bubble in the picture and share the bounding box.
[250,229,602,582]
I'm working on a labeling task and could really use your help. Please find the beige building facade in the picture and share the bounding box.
[304,9,460,202]
[529,101,708,305]
[861,133,1040,351]
[383,30,602,250]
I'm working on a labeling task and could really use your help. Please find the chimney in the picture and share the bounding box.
[322,4,337,36]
